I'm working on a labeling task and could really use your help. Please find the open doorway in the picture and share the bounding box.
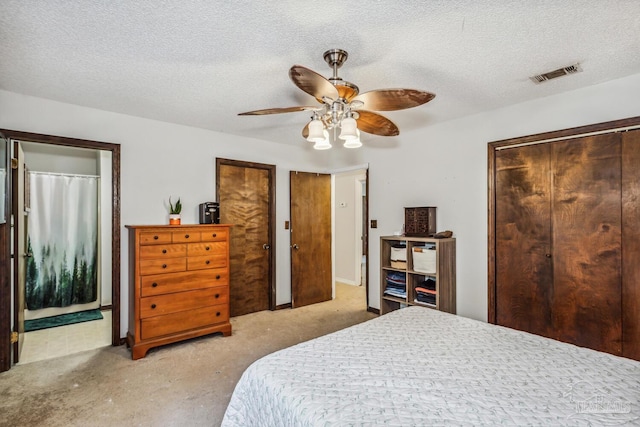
[333,167,369,307]
[17,142,112,363]
[0,129,120,371]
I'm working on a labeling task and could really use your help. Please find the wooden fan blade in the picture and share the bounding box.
[356,110,399,136]
[238,106,316,116]
[352,89,435,111]
[289,65,339,100]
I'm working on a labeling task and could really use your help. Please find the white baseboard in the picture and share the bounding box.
[335,278,358,286]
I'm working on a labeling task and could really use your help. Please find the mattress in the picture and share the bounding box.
[222,306,640,426]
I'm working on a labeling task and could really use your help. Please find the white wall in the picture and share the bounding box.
[0,89,332,337]
[21,142,97,175]
[2,71,639,333]
[329,72,640,322]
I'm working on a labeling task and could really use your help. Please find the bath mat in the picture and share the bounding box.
[24,309,104,332]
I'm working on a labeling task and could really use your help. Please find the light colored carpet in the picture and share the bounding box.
[0,283,375,427]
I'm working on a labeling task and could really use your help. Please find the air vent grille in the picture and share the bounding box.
[530,63,582,84]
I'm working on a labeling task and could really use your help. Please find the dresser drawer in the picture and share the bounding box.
[139,258,186,275]
[172,231,201,243]
[140,231,172,245]
[201,228,229,242]
[140,244,186,259]
[141,269,228,297]
[140,287,228,319]
[141,303,229,340]
[187,241,227,257]
[188,254,226,270]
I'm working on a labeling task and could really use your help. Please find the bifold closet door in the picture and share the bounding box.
[622,130,640,360]
[495,143,553,339]
[495,134,623,355]
[551,135,622,355]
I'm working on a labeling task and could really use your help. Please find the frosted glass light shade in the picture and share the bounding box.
[344,129,362,148]
[339,117,358,140]
[313,130,331,150]
[307,119,326,142]
[343,137,362,148]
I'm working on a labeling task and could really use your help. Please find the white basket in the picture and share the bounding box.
[412,247,436,273]
[390,245,407,261]
[390,260,407,269]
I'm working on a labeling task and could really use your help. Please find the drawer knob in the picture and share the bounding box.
[215,293,220,298]
[154,235,159,240]
[216,311,221,317]
[212,233,217,237]
[162,249,167,254]
[205,260,210,265]
[185,234,190,239]
[162,264,167,269]
[205,246,210,251]
[216,275,221,280]
[151,304,157,309]
[152,282,158,288]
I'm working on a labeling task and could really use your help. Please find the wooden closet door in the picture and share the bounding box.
[622,129,640,360]
[495,144,553,338]
[551,135,622,354]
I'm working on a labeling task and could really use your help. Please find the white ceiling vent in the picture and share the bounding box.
[530,63,582,84]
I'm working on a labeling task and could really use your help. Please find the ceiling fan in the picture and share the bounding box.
[238,49,435,149]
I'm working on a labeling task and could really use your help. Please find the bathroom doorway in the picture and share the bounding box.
[0,129,120,371]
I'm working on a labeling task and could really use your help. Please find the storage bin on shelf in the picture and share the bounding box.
[390,243,407,269]
[412,244,436,273]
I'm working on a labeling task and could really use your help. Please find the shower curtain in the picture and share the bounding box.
[25,172,99,317]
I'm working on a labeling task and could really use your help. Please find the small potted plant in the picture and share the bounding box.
[169,197,182,225]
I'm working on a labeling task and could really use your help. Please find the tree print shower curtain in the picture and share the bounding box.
[26,172,98,311]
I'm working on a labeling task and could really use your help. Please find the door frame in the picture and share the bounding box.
[215,157,276,310]
[487,116,640,324]
[0,129,121,372]
[0,133,10,371]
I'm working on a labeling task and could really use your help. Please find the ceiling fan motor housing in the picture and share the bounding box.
[323,49,348,69]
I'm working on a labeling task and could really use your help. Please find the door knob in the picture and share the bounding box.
[263,244,270,250]
[292,244,299,250]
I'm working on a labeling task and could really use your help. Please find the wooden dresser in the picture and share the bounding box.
[125,224,232,360]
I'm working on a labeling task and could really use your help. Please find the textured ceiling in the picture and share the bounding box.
[1,1,639,146]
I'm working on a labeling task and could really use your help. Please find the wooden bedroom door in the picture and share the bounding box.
[217,159,275,317]
[495,134,623,355]
[290,171,332,308]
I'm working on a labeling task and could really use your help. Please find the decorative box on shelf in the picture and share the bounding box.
[404,206,436,237]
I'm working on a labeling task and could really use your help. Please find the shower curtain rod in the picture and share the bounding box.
[30,171,100,179]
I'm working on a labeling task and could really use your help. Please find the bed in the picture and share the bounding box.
[222,307,640,426]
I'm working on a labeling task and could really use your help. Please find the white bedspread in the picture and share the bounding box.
[222,307,640,426]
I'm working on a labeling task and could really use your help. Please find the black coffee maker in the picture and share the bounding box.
[199,202,220,224]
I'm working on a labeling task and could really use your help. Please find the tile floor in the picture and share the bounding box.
[18,310,112,364]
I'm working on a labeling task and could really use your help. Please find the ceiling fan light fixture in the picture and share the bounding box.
[307,118,325,142]
[339,116,358,140]
[313,130,332,150]
[343,130,362,148]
